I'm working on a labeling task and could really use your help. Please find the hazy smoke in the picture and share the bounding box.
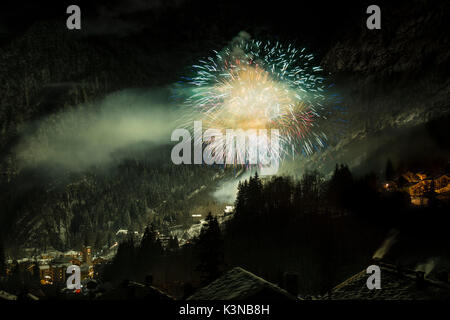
[15,88,179,171]
[231,31,251,47]
[415,258,437,277]
[372,229,399,260]
[229,31,252,60]
[212,170,253,203]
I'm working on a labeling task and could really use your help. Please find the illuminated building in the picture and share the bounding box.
[407,174,450,206]
[82,246,92,265]
[50,255,72,284]
[383,172,450,206]
[39,265,53,285]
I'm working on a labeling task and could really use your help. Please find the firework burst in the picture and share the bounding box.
[176,38,330,168]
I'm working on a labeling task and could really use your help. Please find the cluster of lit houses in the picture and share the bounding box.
[4,205,237,288]
[383,172,450,205]
[6,246,105,286]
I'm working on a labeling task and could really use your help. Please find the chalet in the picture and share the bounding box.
[188,267,297,300]
[407,174,450,205]
[96,279,174,300]
[384,172,450,206]
[51,255,73,283]
[327,261,450,300]
[39,264,53,284]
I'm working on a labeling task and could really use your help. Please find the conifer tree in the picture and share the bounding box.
[195,213,224,285]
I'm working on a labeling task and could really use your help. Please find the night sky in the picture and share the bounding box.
[0,0,395,51]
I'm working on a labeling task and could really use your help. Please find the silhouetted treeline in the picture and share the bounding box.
[223,168,384,294]
[99,215,224,295]
[194,213,224,286]
[98,164,450,298]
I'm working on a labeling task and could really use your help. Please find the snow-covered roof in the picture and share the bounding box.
[64,250,80,256]
[115,229,139,235]
[328,263,450,300]
[41,249,63,256]
[188,267,296,300]
[51,255,73,267]
[224,205,234,213]
[0,291,17,300]
[97,281,174,300]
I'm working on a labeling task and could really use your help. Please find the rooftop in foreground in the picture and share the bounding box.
[328,261,450,300]
[188,267,297,300]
